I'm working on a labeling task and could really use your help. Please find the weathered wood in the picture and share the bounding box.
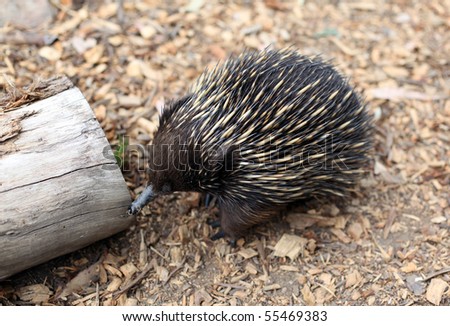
[0,84,133,280]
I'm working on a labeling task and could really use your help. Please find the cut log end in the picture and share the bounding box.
[0,76,133,280]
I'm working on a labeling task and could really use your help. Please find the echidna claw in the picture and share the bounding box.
[127,206,139,216]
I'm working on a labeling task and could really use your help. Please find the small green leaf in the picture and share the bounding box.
[114,135,129,170]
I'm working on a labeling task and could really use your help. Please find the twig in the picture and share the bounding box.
[162,258,186,286]
[383,209,396,239]
[215,283,247,290]
[71,292,98,305]
[420,267,450,282]
[315,283,337,298]
[48,0,78,16]
[150,246,169,261]
[370,232,390,261]
[95,283,100,306]
[113,263,153,299]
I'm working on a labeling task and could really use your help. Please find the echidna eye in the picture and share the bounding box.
[162,183,172,193]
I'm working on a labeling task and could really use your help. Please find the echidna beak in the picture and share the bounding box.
[127,184,155,215]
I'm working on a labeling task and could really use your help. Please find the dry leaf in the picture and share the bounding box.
[319,273,333,285]
[400,262,418,273]
[120,263,139,280]
[330,228,351,243]
[347,222,363,241]
[118,95,142,107]
[99,264,108,284]
[308,268,323,275]
[314,284,335,304]
[38,46,62,61]
[297,275,307,285]
[156,266,169,282]
[104,264,123,277]
[106,276,122,292]
[238,248,258,259]
[50,7,88,35]
[89,18,121,34]
[280,265,300,272]
[136,117,158,135]
[426,278,449,306]
[17,284,52,304]
[369,87,447,101]
[383,66,409,78]
[374,160,405,184]
[233,291,248,300]
[301,284,316,305]
[322,204,340,217]
[138,25,157,39]
[125,298,138,306]
[94,105,106,121]
[83,44,104,65]
[286,213,322,230]
[182,192,201,208]
[345,270,363,288]
[126,59,143,78]
[98,2,118,18]
[273,234,308,260]
[108,35,123,46]
[332,216,347,229]
[58,261,101,298]
[263,284,281,291]
[245,263,258,275]
[93,83,113,101]
[431,216,446,224]
[170,246,183,264]
[194,288,212,305]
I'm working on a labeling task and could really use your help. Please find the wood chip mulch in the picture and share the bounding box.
[0,0,449,306]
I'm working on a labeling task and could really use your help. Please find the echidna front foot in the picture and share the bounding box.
[210,230,237,247]
[208,220,237,247]
[210,229,225,240]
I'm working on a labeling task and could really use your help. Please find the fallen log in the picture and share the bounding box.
[0,76,133,280]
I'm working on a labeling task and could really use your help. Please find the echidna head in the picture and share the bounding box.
[128,103,202,216]
[127,135,192,215]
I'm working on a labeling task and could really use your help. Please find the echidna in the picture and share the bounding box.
[129,48,372,240]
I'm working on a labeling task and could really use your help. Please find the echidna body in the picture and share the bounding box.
[129,49,372,239]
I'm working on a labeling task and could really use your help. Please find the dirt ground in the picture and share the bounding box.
[0,0,449,306]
